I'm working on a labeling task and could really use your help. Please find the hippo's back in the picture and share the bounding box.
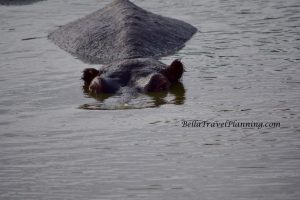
[48,0,197,64]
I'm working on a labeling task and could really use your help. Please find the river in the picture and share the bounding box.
[0,0,299,199]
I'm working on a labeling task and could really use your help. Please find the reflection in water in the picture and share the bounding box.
[0,0,45,5]
[148,82,186,106]
[147,91,168,107]
[169,82,186,105]
[80,83,186,110]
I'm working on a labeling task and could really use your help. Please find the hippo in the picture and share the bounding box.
[82,58,184,94]
[49,0,197,95]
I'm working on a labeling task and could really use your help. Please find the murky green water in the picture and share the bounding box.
[0,0,299,199]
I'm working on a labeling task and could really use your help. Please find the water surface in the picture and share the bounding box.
[0,0,299,199]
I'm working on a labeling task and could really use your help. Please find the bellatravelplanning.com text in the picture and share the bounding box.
[182,120,280,129]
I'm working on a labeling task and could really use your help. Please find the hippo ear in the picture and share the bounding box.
[164,59,184,83]
[81,68,100,85]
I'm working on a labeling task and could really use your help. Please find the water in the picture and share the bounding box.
[0,0,299,199]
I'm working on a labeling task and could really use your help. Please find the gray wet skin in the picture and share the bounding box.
[49,0,197,94]
[82,58,184,94]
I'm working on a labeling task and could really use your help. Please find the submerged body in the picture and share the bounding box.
[49,0,197,64]
[49,0,197,95]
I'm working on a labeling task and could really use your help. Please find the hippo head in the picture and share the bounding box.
[82,58,184,95]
